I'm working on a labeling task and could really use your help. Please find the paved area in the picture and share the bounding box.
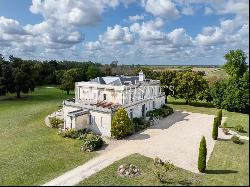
[44,111,227,186]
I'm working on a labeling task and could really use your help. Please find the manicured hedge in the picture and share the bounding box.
[132,117,150,132]
[147,105,173,118]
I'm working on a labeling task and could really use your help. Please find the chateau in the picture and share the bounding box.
[63,71,165,137]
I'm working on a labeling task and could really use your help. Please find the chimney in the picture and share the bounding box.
[139,70,145,82]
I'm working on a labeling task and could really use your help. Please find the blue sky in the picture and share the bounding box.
[0,0,249,65]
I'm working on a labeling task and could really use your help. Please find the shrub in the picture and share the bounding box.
[81,133,103,152]
[235,125,245,133]
[50,117,63,128]
[132,117,150,132]
[217,109,222,126]
[147,105,173,118]
[111,108,134,139]
[154,160,190,184]
[198,136,207,173]
[231,135,242,144]
[58,128,87,139]
[212,117,218,140]
[221,122,227,128]
[222,128,230,135]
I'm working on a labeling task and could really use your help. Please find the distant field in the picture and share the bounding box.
[0,87,96,185]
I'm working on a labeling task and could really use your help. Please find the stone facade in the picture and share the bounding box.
[63,71,165,137]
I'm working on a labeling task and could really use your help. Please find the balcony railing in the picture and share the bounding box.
[63,99,113,113]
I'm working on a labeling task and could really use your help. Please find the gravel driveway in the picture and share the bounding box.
[44,110,226,186]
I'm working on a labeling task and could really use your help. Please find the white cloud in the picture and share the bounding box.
[130,18,167,43]
[30,0,120,27]
[195,27,224,46]
[128,14,144,22]
[204,7,213,15]
[99,24,135,44]
[168,28,192,47]
[181,6,194,15]
[84,41,101,50]
[145,0,180,19]
[0,16,27,35]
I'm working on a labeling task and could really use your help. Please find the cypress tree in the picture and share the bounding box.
[198,136,207,173]
[212,117,218,140]
[217,109,222,126]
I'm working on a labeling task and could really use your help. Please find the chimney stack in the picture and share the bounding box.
[139,70,145,82]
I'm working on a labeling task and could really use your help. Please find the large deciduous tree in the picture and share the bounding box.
[172,71,209,104]
[160,70,176,103]
[86,65,103,80]
[210,49,249,113]
[59,69,78,95]
[224,49,248,78]
[11,57,36,98]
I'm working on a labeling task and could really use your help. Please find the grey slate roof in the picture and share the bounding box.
[90,76,140,86]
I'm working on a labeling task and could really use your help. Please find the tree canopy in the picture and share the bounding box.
[224,49,248,78]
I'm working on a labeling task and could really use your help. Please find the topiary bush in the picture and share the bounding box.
[231,135,242,144]
[198,136,207,173]
[81,133,104,152]
[50,117,64,128]
[217,110,222,126]
[234,125,245,133]
[212,117,218,140]
[111,108,134,139]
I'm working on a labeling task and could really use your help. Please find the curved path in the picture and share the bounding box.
[44,111,230,186]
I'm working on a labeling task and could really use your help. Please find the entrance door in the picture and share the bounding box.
[142,104,145,117]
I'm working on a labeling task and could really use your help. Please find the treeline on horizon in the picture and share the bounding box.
[0,49,249,113]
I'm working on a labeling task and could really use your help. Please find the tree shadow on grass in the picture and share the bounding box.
[217,138,231,142]
[205,170,238,174]
[168,101,215,108]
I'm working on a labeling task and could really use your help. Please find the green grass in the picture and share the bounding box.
[167,97,249,136]
[199,140,249,186]
[79,98,249,186]
[205,68,229,80]
[0,87,96,185]
[79,141,249,186]
[79,154,200,186]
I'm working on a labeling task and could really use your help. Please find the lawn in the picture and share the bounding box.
[0,87,96,186]
[79,97,249,186]
[199,140,249,186]
[79,154,200,186]
[79,141,249,186]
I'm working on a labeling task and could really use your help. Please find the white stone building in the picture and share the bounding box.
[63,71,165,137]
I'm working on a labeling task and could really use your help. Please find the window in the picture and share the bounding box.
[89,115,95,125]
[103,94,107,100]
[131,92,133,102]
[129,109,133,119]
[100,117,103,127]
[153,101,155,109]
